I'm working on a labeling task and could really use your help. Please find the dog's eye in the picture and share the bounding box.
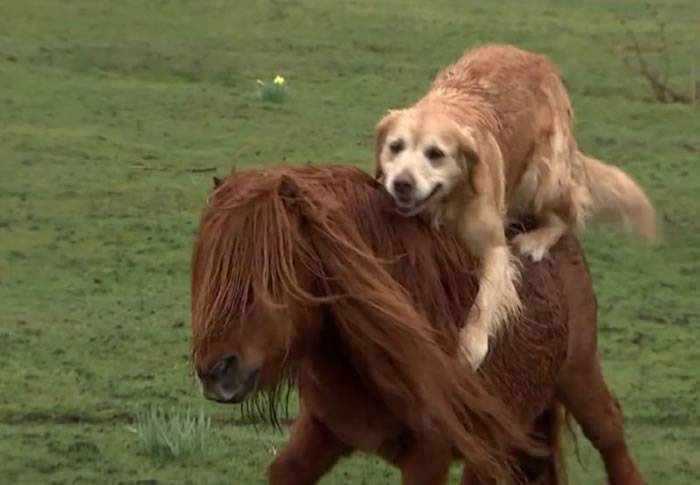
[425,146,445,161]
[388,139,405,154]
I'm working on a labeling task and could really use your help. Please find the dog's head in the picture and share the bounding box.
[374,108,479,217]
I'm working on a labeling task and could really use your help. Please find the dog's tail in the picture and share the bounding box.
[579,151,657,240]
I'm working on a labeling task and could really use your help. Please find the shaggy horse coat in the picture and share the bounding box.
[191,165,645,484]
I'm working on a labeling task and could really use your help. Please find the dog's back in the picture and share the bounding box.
[426,45,571,193]
[432,44,560,98]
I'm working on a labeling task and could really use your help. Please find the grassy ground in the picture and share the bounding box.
[1,0,698,483]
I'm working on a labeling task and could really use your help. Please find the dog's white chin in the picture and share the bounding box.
[396,205,424,217]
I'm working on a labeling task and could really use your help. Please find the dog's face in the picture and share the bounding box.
[375,109,475,217]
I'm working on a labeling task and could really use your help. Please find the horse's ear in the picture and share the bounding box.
[278,174,300,202]
[212,176,224,189]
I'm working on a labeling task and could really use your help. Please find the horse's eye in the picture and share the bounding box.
[388,139,405,154]
[425,146,445,161]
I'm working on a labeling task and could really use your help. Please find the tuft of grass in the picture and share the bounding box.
[256,77,288,103]
[128,407,211,462]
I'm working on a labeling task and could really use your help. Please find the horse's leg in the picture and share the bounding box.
[555,240,645,485]
[267,409,351,485]
[558,356,645,485]
[462,459,559,484]
[460,457,556,484]
[393,437,452,485]
[459,468,495,485]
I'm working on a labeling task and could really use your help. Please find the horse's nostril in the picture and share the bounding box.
[212,355,237,377]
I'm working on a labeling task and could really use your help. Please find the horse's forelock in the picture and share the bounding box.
[193,175,293,337]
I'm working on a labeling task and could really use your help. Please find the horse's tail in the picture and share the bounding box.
[547,403,569,485]
[299,188,547,482]
[518,403,568,484]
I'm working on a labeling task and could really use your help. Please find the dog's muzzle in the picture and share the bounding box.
[394,183,444,216]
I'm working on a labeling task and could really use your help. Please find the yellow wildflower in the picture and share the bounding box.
[273,75,285,86]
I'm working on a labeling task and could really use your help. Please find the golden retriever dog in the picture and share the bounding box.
[375,44,656,368]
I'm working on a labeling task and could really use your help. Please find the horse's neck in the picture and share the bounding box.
[299,322,385,409]
[300,324,354,387]
[297,324,401,452]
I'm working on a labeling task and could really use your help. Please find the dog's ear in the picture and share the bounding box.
[456,128,504,202]
[374,110,402,181]
[455,127,480,176]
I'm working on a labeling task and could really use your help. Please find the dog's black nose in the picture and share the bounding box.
[393,175,414,196]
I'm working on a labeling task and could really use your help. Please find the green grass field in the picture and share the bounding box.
[1,0,699,483]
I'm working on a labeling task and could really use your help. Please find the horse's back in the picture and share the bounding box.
[485,231,599,427]
[550,234,598,379]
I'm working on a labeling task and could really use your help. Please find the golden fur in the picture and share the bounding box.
[375,44,656,367]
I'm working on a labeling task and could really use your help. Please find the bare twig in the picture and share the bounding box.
[616,7,695,105]
[647,3,670,86]
[692,61,698,104]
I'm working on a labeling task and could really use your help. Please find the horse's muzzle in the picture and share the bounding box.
[197,355,259,404]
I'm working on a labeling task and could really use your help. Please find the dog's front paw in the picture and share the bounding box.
[513,232,550,262]
[458,325,489,369]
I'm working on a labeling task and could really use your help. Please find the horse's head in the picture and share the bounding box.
[191,172,323,405]
[193,288,318,404]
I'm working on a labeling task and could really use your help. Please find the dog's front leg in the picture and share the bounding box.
[452,202,522,369]
[462,244,522,368]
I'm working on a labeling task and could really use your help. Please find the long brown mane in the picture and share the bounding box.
[191,165,545,481]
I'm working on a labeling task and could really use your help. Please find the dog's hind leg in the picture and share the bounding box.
[511,117,584,262]
[267,409,351,485]
[513,211,569,262]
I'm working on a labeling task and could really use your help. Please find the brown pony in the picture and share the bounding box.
[191,165,645,484]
